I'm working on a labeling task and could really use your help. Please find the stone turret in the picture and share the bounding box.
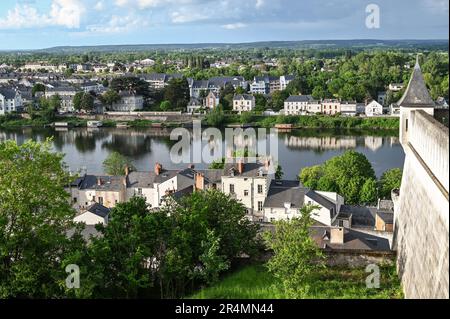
[399,56,435,145]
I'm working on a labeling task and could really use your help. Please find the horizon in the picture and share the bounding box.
[1,38,449,52]
[0,0,448,51]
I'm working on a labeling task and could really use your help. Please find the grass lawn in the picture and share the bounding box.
[189,264,403,299]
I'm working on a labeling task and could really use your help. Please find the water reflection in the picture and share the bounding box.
[0,127,405,179]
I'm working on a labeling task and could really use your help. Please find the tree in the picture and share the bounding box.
[100,90,121,109]
[299,151,377,205]
[0,139,80,298]
[73,92,94,112]
[264,205,324,298]
[31,83,46,97]
[360,178,378,205]
[163,78,190,110]
[275,165,284,180]
[102,152,135,175]
[378,168,403,199]
[159,100,172,111]
[86,197,163,298]
[204,106,225,127]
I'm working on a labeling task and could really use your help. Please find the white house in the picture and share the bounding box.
[283,95,313,115]
[0,87,23,115]
[339,101,357,117]
[73,203,110,225]
[187,98,203,113]
[365,100,384,117]
[110,93,144,112]
[262,180,344,225]
[233,94,256,113]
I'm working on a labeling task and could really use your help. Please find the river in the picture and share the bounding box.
[0,127,405,179]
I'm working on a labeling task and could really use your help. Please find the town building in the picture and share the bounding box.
[322,99,341,115]
[204,91,220,110]
[110,93,144,112]
[340,101,358,117]
[365,100,384,117]
[0,87,23,115]
[233,94,256,113]
[283,95,313,115]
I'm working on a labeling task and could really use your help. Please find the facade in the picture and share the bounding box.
[389,83,404,92]
[340,101,357,117]
[233,94,256,113]
[250,75,294,95]
[73,203,110,226]
[378,91,387,106]
[365,100,384,117]
[204,91,220,110]
[187,98,203,113]
[110,93,144,112]
[322,99,341,115]
[283,95,313,115]
[0,87,23,115]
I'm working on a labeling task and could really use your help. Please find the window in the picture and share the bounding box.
[73,197,77,203]
[258,201,263,211]
[244,190,249,196]
[257,184,263,194]
[229,184,235,194]
[98,197,103,205]
[137,188,142,195]
[405,119,408,132]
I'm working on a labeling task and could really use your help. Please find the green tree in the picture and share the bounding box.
[299,151,377,205]
[360,178,378,205]
[0,139,80,298]
[102,151,135,175]
[378,168,403,199]
[275,165,284,180]
[204,106,225,127]
[73,92,94,112]
[31,83,46,97]
[100,90,121,110]
[264,205,324,298]
[159,100,172,111]
[163,78,190,110]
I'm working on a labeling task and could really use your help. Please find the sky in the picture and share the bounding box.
[0,0,448,50]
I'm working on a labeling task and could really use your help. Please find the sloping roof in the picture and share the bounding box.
[285,95,312,103]
[234,94,254,101]
[263,180,305,209]
[127,171,156,188]
[78,175,125,191]
[305,190,336,210]
[397,57,435,108]
[0,87,17,99]
[86,202,110,218]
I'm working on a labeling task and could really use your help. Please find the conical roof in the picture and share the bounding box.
[397,56,435,108]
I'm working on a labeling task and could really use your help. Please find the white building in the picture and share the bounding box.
[340,101,358,117]
[0,87,23,115]
[233,94,256,113]
[74,203,110,225]
[110,93,144,112]
[365,100,384,117]
[262,180,344,225]
[283,95,313,115]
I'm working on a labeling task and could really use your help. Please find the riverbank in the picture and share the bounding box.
[0,113,400,131]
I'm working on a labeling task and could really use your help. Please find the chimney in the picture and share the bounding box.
[237,160,244,175]
[194,173,205,191]
[330,227,344,245]
[97,177,102,186]
[154,163,162,175]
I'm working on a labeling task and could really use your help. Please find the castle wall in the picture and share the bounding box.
[394,110,449,299]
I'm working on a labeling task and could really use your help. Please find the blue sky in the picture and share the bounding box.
[0,0,448,50]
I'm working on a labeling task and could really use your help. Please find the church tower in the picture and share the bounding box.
[398,56,435,146]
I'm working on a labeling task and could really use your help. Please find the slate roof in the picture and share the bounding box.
[86,202,110,218]
[311,226,391,251]
[0,87,17,99]
[305,190,336,210]
[263,180,305,208]
[397,57,435,108]
[285,95,313,103]
[127,171,157,188]
[77,175,125,191]
[234,94,254,101]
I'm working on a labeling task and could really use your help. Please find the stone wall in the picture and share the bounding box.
[394,110,449,299]
[325,250,395,268]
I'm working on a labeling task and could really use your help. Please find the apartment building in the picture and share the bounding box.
[322,99,341,115]
[283,95,313,115]
[110,93,144,112]
[233,94,256,113]
[0,87,23,115]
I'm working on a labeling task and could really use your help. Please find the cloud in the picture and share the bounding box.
[222,22,247,30]
[423,0,449,14]
[255,0,264,9]
[0,0,85,30]
[86,14,149,33]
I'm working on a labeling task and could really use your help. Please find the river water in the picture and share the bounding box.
[0,127,405,179]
